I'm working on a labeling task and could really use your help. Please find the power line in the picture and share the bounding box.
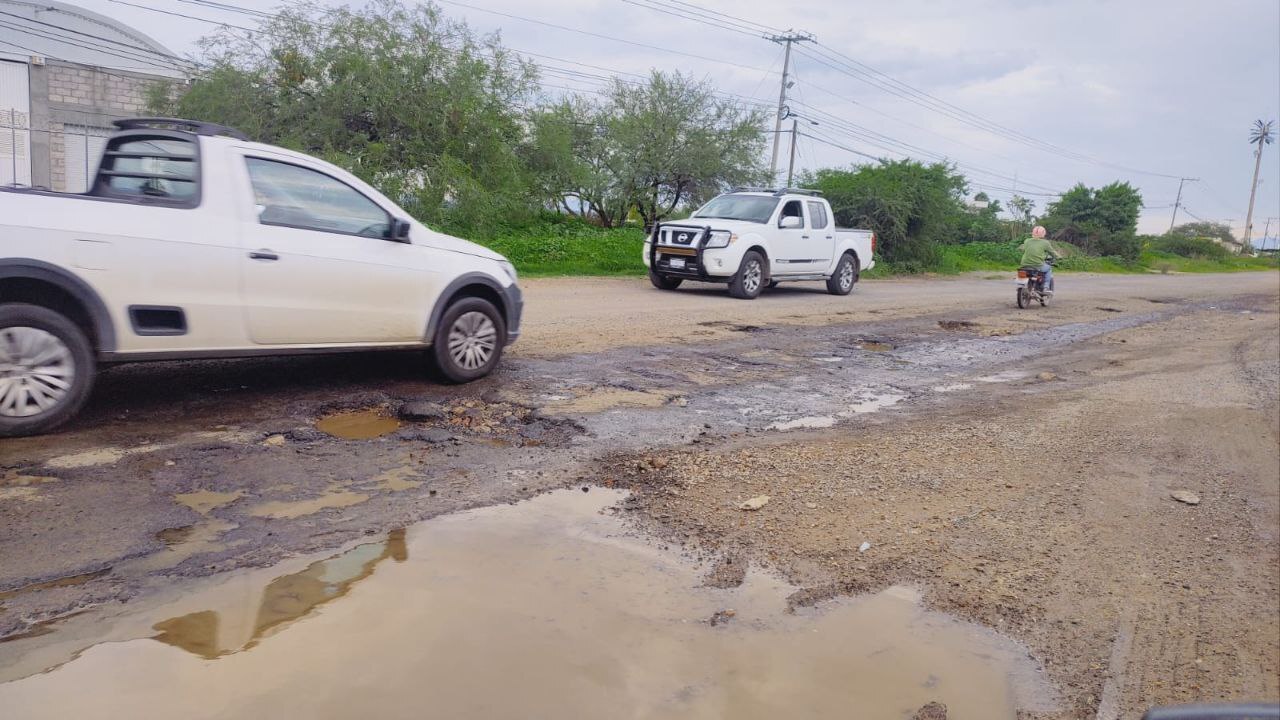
[434,0,776,75]
[106,0,258,33]
[0,9,190,64]
[0,18,187,71]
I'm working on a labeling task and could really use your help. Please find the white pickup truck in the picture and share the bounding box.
[643,188,875,299]
[0,118,522,437]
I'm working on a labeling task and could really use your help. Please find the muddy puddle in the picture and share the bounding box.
[0,490,1053,719]
[314,408,401,440]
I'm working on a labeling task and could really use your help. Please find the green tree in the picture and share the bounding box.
[531,72,767,228]
[806,160,967,269]
[1169,221,1235,246]
[1040,181,1143,259]
[151,0,542,235]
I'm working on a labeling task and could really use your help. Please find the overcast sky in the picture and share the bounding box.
[62,0,1280,237]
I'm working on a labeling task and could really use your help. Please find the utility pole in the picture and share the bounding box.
[1168,177,1198,232]
[766,31,814,185]
[786,117,799,188]
[1244,120,1276,252]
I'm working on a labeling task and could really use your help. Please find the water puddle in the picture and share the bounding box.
[0,569,111,603]
[373,466,423,492]
[769,415,837,431]
[174,490,243,514]
[932,383,974,393]
[0,490,1054,718]
[974,370,1030,384]
[248,489,370,520]
[842,391,907,415]
[857,340,895,352]
[314,409,401,440]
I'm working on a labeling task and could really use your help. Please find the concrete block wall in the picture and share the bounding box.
[32,60,170,191]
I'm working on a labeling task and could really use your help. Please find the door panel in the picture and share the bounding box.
[237,157,437,345]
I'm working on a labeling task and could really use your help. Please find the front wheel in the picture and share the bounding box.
[649,270,683,291]
[431,297,506,383]
[0,303,96,437]
[826,254,858,295]
[728,250,765,300]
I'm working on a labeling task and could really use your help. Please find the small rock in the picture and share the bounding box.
[1171,490,1201,506]
[709,609,737,626]
[739,495,770,511]
[858,541,872,553]
[650,457,669,470]
[805,502,818,510]
[1037,372,1057,381]
[912,701,948,720]
[164,460,176,466]
[672,397,689,407]
[399,401,448,421]
[261,434,287,447]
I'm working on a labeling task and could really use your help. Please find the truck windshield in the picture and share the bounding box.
[692,195,778,223]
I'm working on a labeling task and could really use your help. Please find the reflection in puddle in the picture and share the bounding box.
[153,529,406,659]
[315,409,401,440]
[0,491,1054,719]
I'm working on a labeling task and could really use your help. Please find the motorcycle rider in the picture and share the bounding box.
[1019,225,1058,294]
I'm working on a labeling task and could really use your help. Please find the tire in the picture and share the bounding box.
[431,297,506,383]
[649,270,683,291]
[826,253,858,295]
[0,303,96,437]
[1016,287,1028,309]
[728,250,766,300]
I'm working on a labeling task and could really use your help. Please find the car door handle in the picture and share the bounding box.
[248,250,279,261]
[826,235,834,239]
[801,235,810,239]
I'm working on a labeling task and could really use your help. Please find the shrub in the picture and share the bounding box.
[1149,234,1230,260]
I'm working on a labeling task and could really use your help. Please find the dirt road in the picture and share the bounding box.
[1,271,1277,719]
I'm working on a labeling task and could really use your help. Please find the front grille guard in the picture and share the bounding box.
[649,223,714,280]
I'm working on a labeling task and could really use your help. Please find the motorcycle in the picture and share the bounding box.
[1016,258,1055,308]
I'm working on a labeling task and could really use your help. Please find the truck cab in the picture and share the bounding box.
[643,188,875,300]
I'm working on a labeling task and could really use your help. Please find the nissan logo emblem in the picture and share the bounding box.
[678,233,689,242]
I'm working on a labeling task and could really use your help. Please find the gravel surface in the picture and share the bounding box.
[2,271,1277,718]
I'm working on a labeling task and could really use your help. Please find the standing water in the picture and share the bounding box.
[0,489,1054,719]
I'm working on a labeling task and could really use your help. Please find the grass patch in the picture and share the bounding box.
[468,220,1279,278]
[473,219,647,277]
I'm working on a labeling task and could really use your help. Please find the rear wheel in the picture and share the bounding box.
[1016,287,1028,309]
[728,251,765,300]
[0,304,96,437]
[649,270,683,291]
[431,297,506,383]
[826,254,858,295]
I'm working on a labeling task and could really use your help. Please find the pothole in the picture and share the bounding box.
[0,490,1057,717]
[937,320,979,331]
[314,408,402,440]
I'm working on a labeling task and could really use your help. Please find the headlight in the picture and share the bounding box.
[704,230,737,249]
[498,260,518,283]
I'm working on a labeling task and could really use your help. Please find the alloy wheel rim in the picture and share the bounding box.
[840,262,854,289]
[0,327,75,418]
[447,312,497,371]
[743,261,762,293]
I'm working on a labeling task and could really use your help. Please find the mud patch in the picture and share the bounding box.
[315,408,402,440]
[154,526,194,547]
[0,569,112,602]
[545,387,674,414]
[0,490,1055,718]
[1096,307,1123,313]
[248,490,370,519]
[174,490,243,515]
[938,320,979,331]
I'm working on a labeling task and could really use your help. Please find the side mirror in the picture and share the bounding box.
[388,218,412,243]
[779,215,803,230]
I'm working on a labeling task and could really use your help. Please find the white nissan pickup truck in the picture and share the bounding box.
[0,118,522,437]
[643,188,875,299]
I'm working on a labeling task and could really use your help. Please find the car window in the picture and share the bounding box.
[807,201,829,230]
[691,194,779,223]
[96,136,197,202]
[780,200,804,228]
[245,158,391,238]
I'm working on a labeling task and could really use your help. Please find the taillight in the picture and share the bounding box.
[1017,269,1028,279]
[870,233,876,254]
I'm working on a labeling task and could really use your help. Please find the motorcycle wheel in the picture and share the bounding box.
[1016,287,1028,309]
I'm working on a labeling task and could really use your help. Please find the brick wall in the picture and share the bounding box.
[43,62,167,191]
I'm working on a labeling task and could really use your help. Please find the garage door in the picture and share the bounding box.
[64,124,112,192]
[0,60,31,187]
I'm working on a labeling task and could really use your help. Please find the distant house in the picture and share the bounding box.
[0,0,188,190]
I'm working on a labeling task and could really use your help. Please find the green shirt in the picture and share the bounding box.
[1019,237,1056,268]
